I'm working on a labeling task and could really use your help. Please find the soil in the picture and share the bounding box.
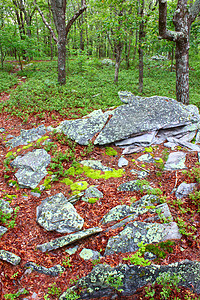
[0,74,199,300]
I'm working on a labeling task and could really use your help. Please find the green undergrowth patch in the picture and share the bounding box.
[0,70,18,93]
[105,147,118,156]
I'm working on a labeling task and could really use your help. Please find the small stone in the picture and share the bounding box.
[0,226,7,237]
[25,262,65,276]
[79,248,100,260]
[0,250,21,265]
[30,192,41,198]
[164,152,187,170]
[0,199,13,214]
[82,186,103,202]
[175,182,196,199]
[0,127,5,133]
[137,153,154,163]
[65,246,79,255]
[118,157,128,168]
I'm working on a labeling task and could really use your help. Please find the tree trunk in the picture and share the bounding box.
[114,43,122,83]
[175,39,189,104]
[158,0,200,104]
[138,0,145,93]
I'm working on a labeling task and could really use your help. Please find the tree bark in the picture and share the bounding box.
[138,0,145,93]
[159,0,200,105]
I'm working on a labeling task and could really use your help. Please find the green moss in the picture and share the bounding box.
[70,181,88,191]
[88,198,98,204]
[36,136,49,143]
[105,147,118,156]
[5,151,13,158]
[144,146,153,153]
[22,143,33,150]
[60,178,73,185]
[43,177,52,190]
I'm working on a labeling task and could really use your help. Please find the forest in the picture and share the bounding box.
[0,0,200,299]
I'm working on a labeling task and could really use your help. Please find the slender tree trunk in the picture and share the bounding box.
[175,39,189,103]
[138,0,145,93]
[114,43,122,83]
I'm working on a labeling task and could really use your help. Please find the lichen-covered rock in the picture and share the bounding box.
[130,169,148,178]
[82,187,103,203]
[137,153,154,163]
[101,205,132,224]
[11,149,51,189]
[0,226,7,237]
[104,221,181,256]
[0,199,13,214]
[15,167,48,189]
[68,260,200,299]
[36,193,84,233]
[94,96,199,145]
[25,262,65,276]
[80,160,113,172]
[11,149,51,172]
[175,182,196,199]
[117,180,150,192]
[6,125,46,148]
[79,248,101,260]
[164,152,187,170]
[55,111,109,145]
[0,250,21,265]
[37,227,103,252]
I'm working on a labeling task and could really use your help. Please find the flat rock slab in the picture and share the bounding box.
[25,262,65,276]
[37,227,103,252]
[164,152,187,170]
[118,157,128,167]
[94,96,199,145]
[80,160,113,172]
[69,260,200,299]
[11,149,51,172]
[36,193,84,233]
[175,182,196,199]
[7,125,46,148]
[0,250,21,265]
[104,221,181,256]
[56,111,109,145]
[116,131,156,147]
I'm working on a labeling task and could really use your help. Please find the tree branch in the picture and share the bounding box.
[65,3,87,37]
[34,0,58,44]
[159,0,185,41]
[189,0,200,23]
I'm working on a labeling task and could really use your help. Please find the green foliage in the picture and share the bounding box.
[189,190,200,212]
[4,288,29,299]
[123,242,151,266]
[105,147,118,156]
[70,181,88,191]
[62,256,72,268]
[88,198,98,204]
[105,273,124,293]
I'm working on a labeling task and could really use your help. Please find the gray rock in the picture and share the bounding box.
[198,153,200,163]
[0,250,21,265]
[175,182,196,199]
[137,153,154,163]
[101,205,132,224]
[37,227,103,252]
[36,193,84,233]
[164,152,187,170]
[25,262,65,276]
[101,59,115,66]
[11,149,51,189]
[164,142,177,149]
[118,180,150,192]
[0,226,7,237]
[118,91,137,104]
[0,199,13,214]
[118,157,128,168]
[7,125,46,148]
[0,127,5,133]
[30,192,41,198]
[65,246,79,255]
[130,169,148,178]
[79,248,101,261]
[80,160,113,172]
[15,167,48,189]
[116,131,156,147]
[70,260,200,299]
[82,187,103,203]
[11,149,51,172]
[94,96,199,145]
[122,146,144,155]
[104,221,181,256]
[55,112,109,145]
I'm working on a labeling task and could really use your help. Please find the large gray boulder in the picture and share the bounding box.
[55,110,109,145]
[104,221,181,256]
[94,96,199,145]
[60,260,200,299]
[36,193,84,233]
